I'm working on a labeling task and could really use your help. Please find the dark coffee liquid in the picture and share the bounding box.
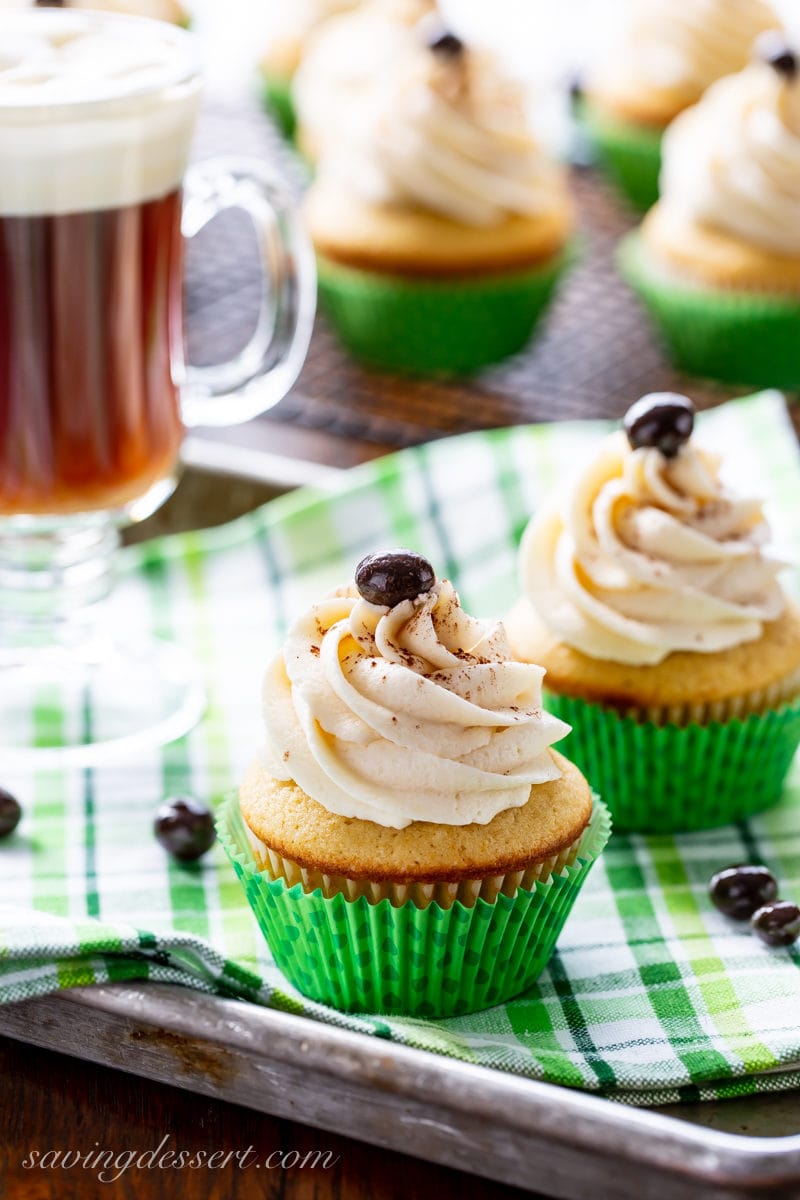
[0,189,185,515]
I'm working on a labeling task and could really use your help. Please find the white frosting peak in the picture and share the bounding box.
[292,0,434,160]
[520,430,786,666]
[589,0,779,114]
[262,580,570,829]
[660,57,800,254]
[312,34,568,226]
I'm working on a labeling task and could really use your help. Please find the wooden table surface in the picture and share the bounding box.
[0,1036,537,1200]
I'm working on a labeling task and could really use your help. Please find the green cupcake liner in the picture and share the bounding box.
[316,247,573,377]
[579,99,663,212]
[217,794,610,1017]
[260,71,296,140]
[619,232,800,389]
[543,691,800,835]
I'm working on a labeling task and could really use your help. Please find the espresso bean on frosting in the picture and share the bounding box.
[758,32,798,80]
[355,549,435,608]
[623,393,695,459]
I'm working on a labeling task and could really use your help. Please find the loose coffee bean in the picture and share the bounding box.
[154,796,216,862]
[709,864,778,920]
[0,788,22,840]
[751,901,800,948]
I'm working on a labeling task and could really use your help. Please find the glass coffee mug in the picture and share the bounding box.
[0,11,315,765]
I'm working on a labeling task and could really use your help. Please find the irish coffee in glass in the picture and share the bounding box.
[0,11,315,763]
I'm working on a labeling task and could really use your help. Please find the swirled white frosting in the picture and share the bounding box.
[313,33,568,226]
[659,57,800,254]
[292,0,432,160]
[262,580,570,829]
[519,431,786,666]
[589,0,779,115]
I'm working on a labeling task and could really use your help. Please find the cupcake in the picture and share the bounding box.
[303,18,575,376]
[259,0,362,137]
[293,0,436,164]
[507,393,800,834]
[218,549,610,1017]
[620,34,800,387]
[582,0,779,210]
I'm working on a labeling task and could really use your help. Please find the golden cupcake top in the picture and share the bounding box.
[517,394,786,667]
[587,0,779,124]
[310,14,570,227]
[658,34,800,256]
[261,550,571,830]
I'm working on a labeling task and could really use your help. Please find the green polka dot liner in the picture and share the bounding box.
[315,246,574,377]
[544,691,800,835]
[619,231,800,390]
[217,794,611,1018]
[579,98,663,213]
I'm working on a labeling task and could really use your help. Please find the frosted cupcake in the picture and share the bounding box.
[218,550,609,1016]
[293,0,435,164]
[304,19,575,375]
[620,35,800,387]
[259,0,362,137]
[582,0,779,210]
[507,394,800,834]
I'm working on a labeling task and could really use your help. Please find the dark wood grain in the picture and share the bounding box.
[0,1035,535,1200]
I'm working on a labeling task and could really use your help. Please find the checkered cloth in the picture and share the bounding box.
[2,391,800,1108]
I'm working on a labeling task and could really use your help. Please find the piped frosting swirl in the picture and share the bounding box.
[659,47,800,254]
[262,580,570,829]
[314,26,569,227]
[588,0,779,120]
[519,419,786,666]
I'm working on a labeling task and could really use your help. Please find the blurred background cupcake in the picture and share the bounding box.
[620,34,800,388]
[304,15,576,375]
[507,393,800,834]
[259,0,362,137]
[293,0,436,162]
[581,0,780,210]
[219,549,609,1017]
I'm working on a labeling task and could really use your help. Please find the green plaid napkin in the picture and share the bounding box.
[3,390,800,1108]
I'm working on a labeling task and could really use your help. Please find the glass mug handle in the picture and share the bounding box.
[179,157,316,428]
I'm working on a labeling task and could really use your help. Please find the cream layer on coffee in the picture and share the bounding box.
[0,10,200,215]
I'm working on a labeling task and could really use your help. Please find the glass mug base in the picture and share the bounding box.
[0,638,207,769]
[0,506,206,767]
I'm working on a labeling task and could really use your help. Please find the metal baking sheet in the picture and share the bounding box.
[2,984,799,1199]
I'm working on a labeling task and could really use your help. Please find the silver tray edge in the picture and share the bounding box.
[1,983,799,1200]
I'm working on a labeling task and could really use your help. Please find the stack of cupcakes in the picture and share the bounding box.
[219,550,610,1017]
